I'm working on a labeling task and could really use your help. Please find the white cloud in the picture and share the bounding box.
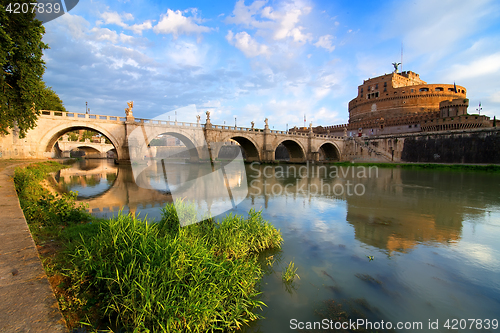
[261,5,312,43]
[314,34,335,52]
[387,0,496,64]
[226,30,270,58]
[225,0,313,44]
[153,9,211,38]
[57,13,90,40]
[90,27,119,43]
[168,41,206,67]
[490,91,500,103]
[447,52,500,81]
[311,106,340,124]
[99,11,153,35]
[100,11,133,28]
[129,20,154,35]
[225,0,270,28]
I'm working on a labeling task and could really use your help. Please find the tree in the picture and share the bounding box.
[67,132,79,141]
[0,1,49,138]
[79,130,94,142]
[39,84,66,112]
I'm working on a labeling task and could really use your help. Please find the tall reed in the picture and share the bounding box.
[69,200,283,332]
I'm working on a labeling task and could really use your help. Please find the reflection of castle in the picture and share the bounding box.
[343,167,499,254]
[292,69,491,137]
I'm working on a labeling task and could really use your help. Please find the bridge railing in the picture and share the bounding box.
[40,111,345,140]
[134,118,203,128]
[41,110,127,122]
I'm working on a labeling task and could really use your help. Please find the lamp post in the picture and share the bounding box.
[86,101,88,114]
[235,117,237,128]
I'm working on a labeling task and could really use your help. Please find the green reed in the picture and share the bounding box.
[69,200,283,332]
[282,261,299,284]
[13,162,285,331]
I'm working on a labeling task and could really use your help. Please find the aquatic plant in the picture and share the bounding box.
[282,261,299,283]
[67,201,283,332]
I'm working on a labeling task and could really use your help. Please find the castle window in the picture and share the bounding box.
[448,88,455,92]
[384,82,387,87]
[411,89,414,93]
[419,88,429,92]
[375,84,378,89]
[435,87,444,92]
[384,88,387,92]
[462,90,465,94]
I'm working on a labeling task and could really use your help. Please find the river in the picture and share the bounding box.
[49,159,500,332]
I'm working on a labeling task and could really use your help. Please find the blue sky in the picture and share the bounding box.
[42,0,500,130]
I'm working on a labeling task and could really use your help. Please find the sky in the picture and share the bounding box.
[41,0,500,130]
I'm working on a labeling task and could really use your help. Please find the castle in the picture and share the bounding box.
[291,68,491,137]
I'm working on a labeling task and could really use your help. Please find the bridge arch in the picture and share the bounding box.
[142,130,201,162]
[218,134,261,162]
[48,160,120,199]
[318,142,341,161]
[72,146,100,153]
[274,138,307,163]
[40,124,122,159]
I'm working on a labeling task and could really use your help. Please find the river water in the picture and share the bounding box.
[49,159,500,332]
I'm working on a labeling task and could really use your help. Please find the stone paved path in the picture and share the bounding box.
[0,162,66,332]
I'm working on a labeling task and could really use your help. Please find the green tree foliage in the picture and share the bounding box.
[149,138,164,146]
[67,132,79,142]
[79,130,94,142]
[40,84,66,111]
[0,1,49,138]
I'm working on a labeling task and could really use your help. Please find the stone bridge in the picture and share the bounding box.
[56,136,116,158]
[0,110,346,163]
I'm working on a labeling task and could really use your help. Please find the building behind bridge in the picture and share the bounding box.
[291,69,492,137]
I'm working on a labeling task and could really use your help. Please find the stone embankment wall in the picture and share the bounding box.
[344,127,500,164]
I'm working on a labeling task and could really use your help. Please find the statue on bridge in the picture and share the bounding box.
[205,110,211,127]
[125,101,134,117]
[264,118,268,128]
[196,114,201,125]
[251,121,255,130]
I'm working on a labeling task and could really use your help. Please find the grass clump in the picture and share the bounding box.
[14,162,90,231]
[68,200,283,332]
[282,261,299,283]
[13,162,285,332]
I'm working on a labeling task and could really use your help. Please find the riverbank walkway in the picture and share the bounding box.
[0,160,66,332]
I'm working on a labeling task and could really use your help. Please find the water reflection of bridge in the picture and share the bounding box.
[50,160,246,214]
[48,161,492,255]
